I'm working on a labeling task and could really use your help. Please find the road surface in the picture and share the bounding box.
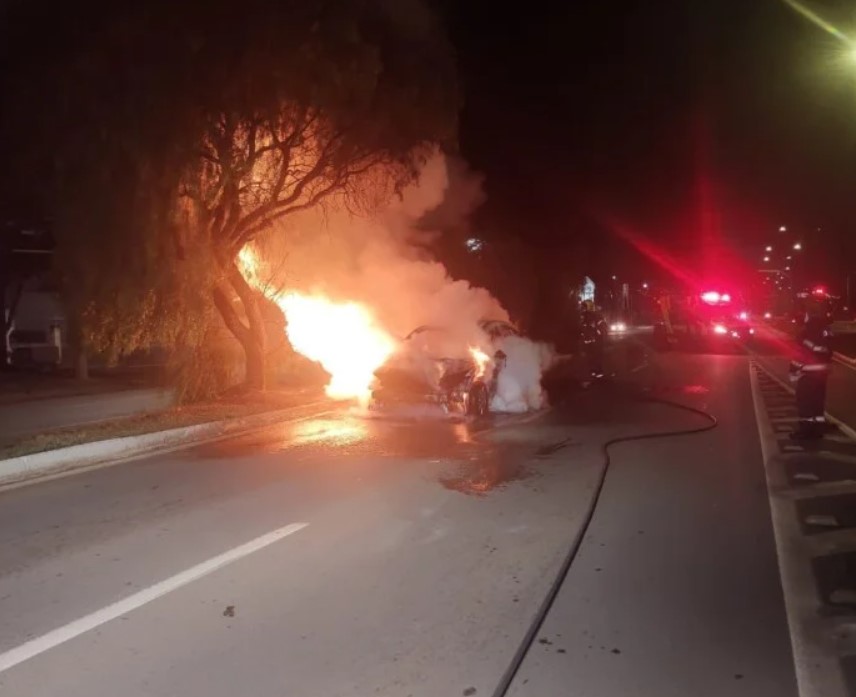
[0,388,175,441]
[0,346,802,696]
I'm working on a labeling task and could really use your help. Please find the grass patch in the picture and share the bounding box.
[0,387,326,460]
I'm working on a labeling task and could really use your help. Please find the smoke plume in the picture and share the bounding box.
[258,151,553,412]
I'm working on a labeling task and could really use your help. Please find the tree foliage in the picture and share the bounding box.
[0,0,458,393]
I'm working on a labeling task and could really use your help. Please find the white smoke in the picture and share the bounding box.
[258,151,553,412]
[491,335,553,413]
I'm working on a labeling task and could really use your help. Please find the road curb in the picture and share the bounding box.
[0,401,329,490]
[749,362,851,697]
[834,352,856,368]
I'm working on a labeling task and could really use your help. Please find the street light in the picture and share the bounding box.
[763,256,770,262]
[765,245,773,252]
[793,242,802,251]
[779,226,787,232]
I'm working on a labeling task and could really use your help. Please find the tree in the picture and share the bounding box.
[0,0,458,391]
[178,1,458,389]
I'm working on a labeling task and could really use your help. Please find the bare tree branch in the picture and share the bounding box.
[228,133,344,246]
[230,155,382,251]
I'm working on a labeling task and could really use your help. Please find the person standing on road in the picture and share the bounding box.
[580,304,607,381]
[789,310,833,439]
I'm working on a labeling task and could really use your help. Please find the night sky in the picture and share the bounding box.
[2,0,854,291]
[444,0,856,286]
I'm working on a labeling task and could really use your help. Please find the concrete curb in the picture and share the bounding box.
[0,401,329,489]
[833,351,856,367]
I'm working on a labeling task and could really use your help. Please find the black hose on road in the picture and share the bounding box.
[490,389,718,697]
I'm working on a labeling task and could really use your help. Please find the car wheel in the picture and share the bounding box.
[467,382,489,417]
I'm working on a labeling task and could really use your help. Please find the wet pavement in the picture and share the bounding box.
[508,351,797,697]
[0,341,803,697]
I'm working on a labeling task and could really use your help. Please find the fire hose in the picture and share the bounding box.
[490,386,718,697]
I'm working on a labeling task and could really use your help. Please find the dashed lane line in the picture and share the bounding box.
[0,522,308,675]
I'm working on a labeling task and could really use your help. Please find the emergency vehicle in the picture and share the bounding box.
[654,287,755,348]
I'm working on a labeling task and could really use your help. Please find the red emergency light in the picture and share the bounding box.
[701,291,732,305]
[812,286,827,297]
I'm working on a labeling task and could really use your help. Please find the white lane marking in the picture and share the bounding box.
[0,522,308,675]
[749,364,848,697]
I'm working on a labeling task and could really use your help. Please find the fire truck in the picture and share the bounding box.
[654,287,755,348]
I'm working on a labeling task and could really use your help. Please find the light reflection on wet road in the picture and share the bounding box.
[194,406,556,497]
[0,345,797,697]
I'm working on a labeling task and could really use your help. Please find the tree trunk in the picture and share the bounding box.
[212,261,266,391]
[0,321,9,370]
[63,304,89,380]
[68,318,89,380]
[75,347,89,381]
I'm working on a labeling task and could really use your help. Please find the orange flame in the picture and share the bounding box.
[469,346,491,379]
[278,292,395,401]
[237,245,395,403]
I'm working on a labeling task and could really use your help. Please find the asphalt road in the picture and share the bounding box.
[0,346,799,696]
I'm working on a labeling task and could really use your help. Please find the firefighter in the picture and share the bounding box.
[789,310,833,440]
[580,304,607,380]
[653,291,675,349]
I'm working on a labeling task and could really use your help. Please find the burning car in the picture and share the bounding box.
[369,321,517,417]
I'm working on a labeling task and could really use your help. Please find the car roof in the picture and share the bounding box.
[404,320,519,342]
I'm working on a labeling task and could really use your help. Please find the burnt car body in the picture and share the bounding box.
[369,321,517,417]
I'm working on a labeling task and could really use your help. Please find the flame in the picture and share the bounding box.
[237,245,395,403]
[279,293,395,401]
[469,346,491,379]
[238,245,270,290]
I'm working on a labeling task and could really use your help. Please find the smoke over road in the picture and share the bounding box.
[252,151,554,412]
